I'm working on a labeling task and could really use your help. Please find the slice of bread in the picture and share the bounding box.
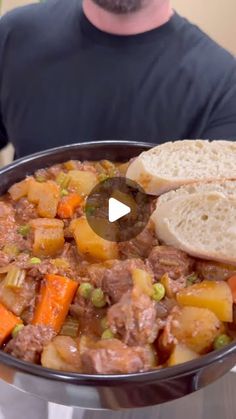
[152,191,236,265]
[126,140,236,195]
[158,180,236,205]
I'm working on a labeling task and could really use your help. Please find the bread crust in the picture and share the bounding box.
[126,140,236,195]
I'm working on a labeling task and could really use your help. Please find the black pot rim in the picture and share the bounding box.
[0,140,155,175]
[0,139,235,386]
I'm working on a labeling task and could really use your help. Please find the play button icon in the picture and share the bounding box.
[85,177,153,242]
[108,198,131,223]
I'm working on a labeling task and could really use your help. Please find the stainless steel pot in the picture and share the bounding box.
[0,140,235,410]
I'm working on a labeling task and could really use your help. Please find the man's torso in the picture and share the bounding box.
[0,0,236,157]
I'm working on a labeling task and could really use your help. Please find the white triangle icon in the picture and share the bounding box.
[108,197,131,223]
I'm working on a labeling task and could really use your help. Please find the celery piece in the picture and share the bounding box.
[101,329,114,340]
[56,172,70,190]
[60,317,79,337]
[52,258,70,269]
[12,324,24,338]
[4,267,26,289]
[98,173,109,183]
[187,273,199,286]
[3,244,20,257]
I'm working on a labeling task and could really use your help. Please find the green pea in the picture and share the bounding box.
[18,225,30,237]
[30,257,41,265]
[98,173,109,183]
[101,329,114,340]
[35,175,46,183]
[85,204,96,216]
[12,324,24,338]
[214,334,232,350]
[187,273,199,286]
[152,283,165,302]
[91,288,106,308]
[78,282,94,299]
[61,189,69,197]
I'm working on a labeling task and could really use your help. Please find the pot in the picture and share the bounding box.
[0,140,235,410]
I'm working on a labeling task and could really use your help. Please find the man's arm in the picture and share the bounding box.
[0,109,8,150]
[201,63,236,140]
[0,15,9,150]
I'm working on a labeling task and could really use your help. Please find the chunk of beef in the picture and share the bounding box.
[155,297,177,319]
[196,260,236,281]
[15,244,82,282]
[59,243,84,278]
[102,259,147,303]
[107,290,160,346]
[162,274,189,297]
[0,202,17,249]
[75,260,119,288]
[34,168,51,181]
[148,246,194,280]
[77,259,150,303]
[21,299,37,324]
[0,251,11,267]
[44,164,63,179]
[118,224,158,259]
[63,160,97,173]
[70,294,97,319]
[0,201,14,219]
[0,202,30,252]
[15,255,56,282]
[81,339,154,374]
[78,262,107,289]
[70,294,106,337]
[5,325,55,363]
[14,198,38,223]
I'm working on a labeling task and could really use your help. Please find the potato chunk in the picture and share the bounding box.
[41,336,81,372]
[33,228,64,257]
[30,218,64,257]
[132,268,153,297]
[71,217,118,261]
[68,170,97,196]
[8,178,32,201]
[177,280,233,322]
[168,343,199,366]
[162,306,224,354]
[28,179,60,218]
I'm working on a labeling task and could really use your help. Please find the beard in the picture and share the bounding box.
[91,0,144,14]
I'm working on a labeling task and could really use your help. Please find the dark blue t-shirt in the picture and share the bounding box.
[0,0,236,158]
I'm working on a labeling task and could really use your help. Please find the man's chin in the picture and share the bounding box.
[91,0,143,14]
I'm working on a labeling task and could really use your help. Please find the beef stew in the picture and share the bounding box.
[0,159,235,375]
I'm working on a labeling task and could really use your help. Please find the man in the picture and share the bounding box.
[0,0,236,159]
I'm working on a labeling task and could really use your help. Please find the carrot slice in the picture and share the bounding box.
[32,274,78,333]
[0,303,22,346]
[57,193,82,219]
[228,275,236,303]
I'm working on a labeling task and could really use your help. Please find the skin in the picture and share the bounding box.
[83,0,173,35]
